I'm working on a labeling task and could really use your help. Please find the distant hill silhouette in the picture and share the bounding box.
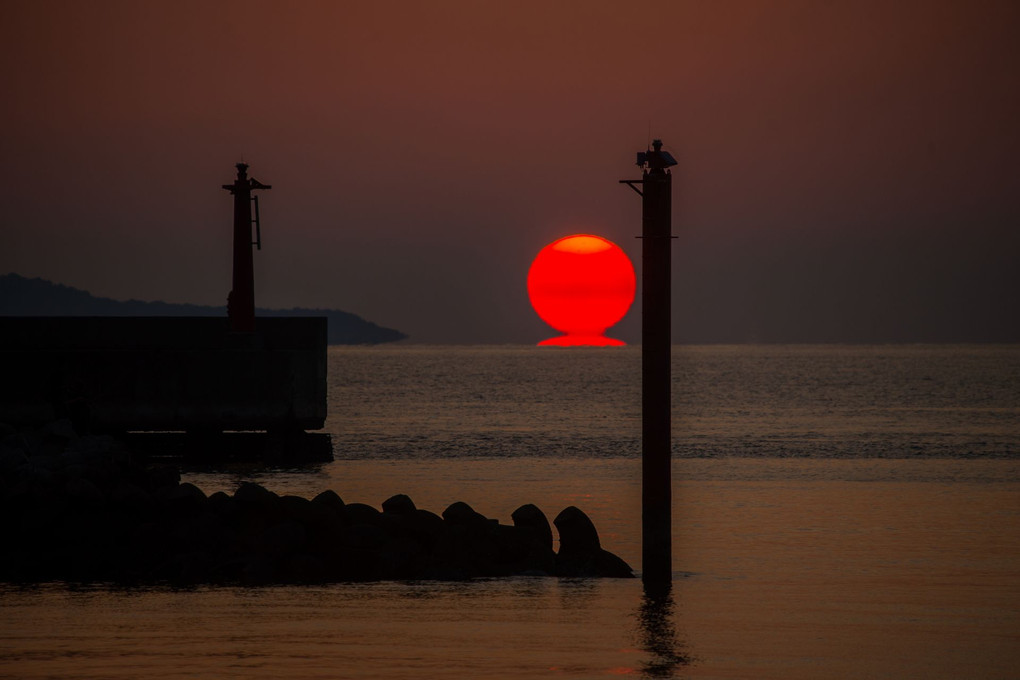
[0,274,407,345]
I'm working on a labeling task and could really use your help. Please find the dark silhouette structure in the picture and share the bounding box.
[0,163,327,458]
[0,423,633,584]
[0,316,326,434]
[223,162,271,333]
[622,139,676,589]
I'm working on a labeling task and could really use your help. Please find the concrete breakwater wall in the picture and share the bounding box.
[0,420,633,584]
[0,316,326,433]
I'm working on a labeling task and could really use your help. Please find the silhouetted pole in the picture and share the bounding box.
[621,139,676,589]
[222,163,271,333]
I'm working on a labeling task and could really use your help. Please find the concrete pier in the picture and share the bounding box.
[0,316,326,434]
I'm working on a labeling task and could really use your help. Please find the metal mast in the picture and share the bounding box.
[621,139,676,589]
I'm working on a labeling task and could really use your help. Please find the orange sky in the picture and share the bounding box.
[2,0,1018,342]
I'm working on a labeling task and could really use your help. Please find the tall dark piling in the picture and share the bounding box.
[621,139,676,588]
[223,163,271,333]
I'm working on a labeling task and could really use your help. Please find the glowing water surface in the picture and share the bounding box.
[1,346,1018,678]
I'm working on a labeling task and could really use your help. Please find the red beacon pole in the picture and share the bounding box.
[223,162,271,333]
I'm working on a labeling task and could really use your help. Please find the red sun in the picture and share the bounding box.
[527,234,636,346]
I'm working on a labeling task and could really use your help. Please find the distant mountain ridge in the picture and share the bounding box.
[0,273,407,345]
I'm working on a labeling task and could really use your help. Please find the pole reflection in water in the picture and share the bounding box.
[637,585,689,678]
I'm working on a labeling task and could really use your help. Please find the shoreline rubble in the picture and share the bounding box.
[0,420,634,584]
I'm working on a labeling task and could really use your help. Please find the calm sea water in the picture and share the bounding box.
[325,344,1020,461]
[2,345,1018,679]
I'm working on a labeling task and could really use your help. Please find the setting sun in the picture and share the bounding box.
[527,234,636,346]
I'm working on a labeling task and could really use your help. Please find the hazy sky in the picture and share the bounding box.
[3,0,1017,343]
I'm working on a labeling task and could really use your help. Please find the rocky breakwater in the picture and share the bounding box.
[0,420,633,584]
